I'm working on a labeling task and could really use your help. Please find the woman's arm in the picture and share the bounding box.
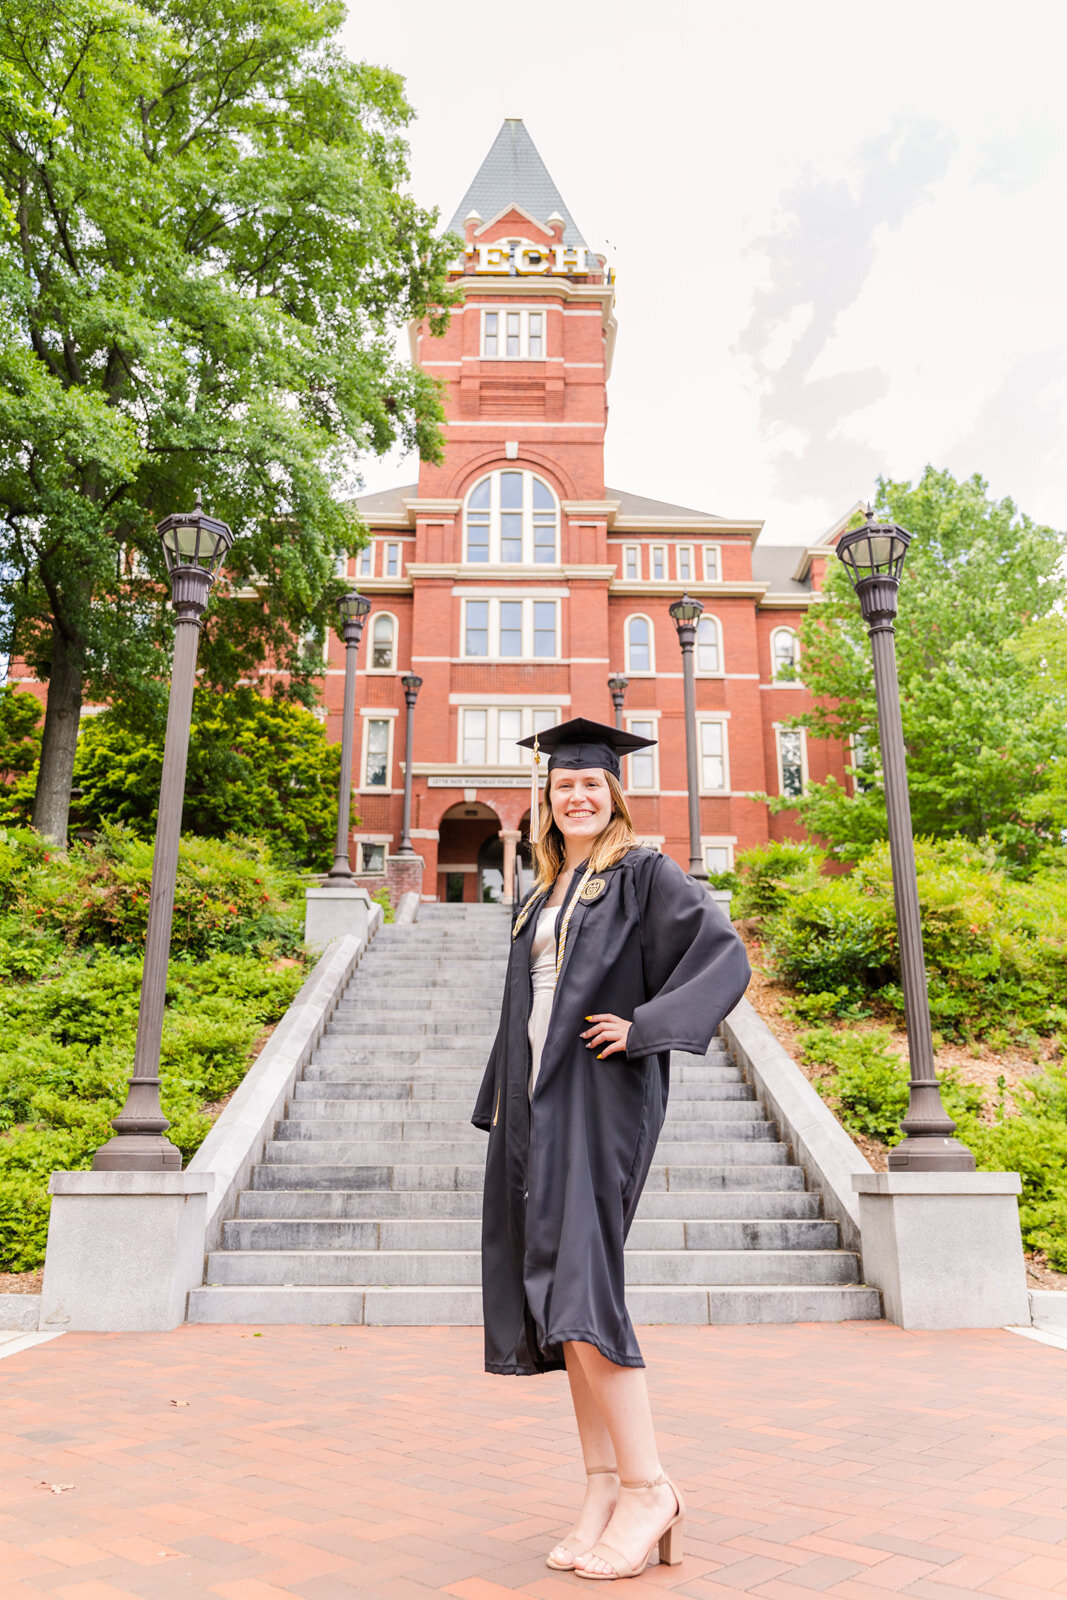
[624,852,751,1059]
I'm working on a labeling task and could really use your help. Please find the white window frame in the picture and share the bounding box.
[625,714,659,792]
[356,543,374,579]
[694,613,724,675]
[624,613,655,675]
[480,306,547,359]
[383,542,401,578]
[701,839,735,875]
[771,626,801,682]
[697,717,730,793]
[356,840,388,873]
[676,545,694,584]
[622,545,640,581]
[361,714,395,790]
[702,544,722,582]
[650,544,667,582]
[458,705,561,766]
[849,728,875,792]
[463,470,560,566]
[460,597,560,660]
[776,724,807,799]
[367,611,397,673]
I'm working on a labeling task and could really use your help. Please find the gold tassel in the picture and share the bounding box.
[529,731,542,844]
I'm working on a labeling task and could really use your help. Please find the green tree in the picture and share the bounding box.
[0,0,455,843]
[71,688,343,869]
[0,683,41,782]
[774,468,1067,863]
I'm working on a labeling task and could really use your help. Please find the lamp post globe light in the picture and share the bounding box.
[93,495,233,1171]
[836,508,975,1172]
[668,593,707,881]
[325,589,371,884]
[607,674,629,731]
[397,672,423,856]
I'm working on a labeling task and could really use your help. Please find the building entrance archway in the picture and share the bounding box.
[436,801,532,904]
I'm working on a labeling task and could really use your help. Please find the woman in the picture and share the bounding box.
[471,717,751,1581]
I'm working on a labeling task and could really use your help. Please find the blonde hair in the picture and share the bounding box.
[530,768,637,890]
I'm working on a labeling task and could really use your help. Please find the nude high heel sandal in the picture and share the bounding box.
[574,1470,685,1580]
[545,1466,619,1571]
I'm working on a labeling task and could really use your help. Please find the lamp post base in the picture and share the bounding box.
[888,1135,976,1172]
[92,1133,183,1172]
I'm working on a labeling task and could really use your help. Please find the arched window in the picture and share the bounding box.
[696,615,722,674]
[625,614,654,674]
[771,627,800,680]
[464,470,559,565]
[370,613,396,671]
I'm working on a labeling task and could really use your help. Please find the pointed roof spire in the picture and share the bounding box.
[446,119,588,247]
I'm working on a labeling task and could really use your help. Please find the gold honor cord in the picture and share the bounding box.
[554,865,595,985]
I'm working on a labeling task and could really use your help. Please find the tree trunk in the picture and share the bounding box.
[31,623,85,845]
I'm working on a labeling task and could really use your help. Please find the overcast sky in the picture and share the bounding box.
[344,0,1067,548]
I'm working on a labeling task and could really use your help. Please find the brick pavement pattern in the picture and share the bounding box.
[1,1323,1066,1598]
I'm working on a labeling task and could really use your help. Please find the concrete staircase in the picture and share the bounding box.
[188,903,881,1326]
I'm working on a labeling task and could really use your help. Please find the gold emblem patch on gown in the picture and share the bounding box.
[579,877,606,901]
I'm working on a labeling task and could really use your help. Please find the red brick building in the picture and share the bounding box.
[337,120,851,904]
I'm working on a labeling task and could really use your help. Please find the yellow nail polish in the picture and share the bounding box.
[585,1016,592,1021]
[596,1052,603,1059]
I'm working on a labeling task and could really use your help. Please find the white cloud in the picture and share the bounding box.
[343,0,1067,545]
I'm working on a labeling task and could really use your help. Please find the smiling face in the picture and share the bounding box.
[548,767,614,847]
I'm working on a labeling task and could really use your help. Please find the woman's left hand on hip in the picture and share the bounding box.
[581,1013,632,1058]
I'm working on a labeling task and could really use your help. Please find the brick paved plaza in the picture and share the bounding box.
[1,1323,1066,1598]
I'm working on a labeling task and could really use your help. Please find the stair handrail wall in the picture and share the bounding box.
[720,999,873,1255]
[189,905,384,1256]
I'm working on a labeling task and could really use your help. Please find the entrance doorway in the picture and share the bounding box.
[436,802,502,903]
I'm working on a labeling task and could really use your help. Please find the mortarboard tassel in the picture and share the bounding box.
[529,730,541,845]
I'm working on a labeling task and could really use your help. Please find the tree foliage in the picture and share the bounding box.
[775,468,1067,862]
[68,688,343,869]
[0,0,456,839]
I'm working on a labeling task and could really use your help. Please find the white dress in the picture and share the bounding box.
[527,905,560,1101]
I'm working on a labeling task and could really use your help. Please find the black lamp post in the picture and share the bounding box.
[93,495,233,1171]
[836,509,974,1172]
[669,593,707,881]
[397,673,423,855]
[607,674,629,731]
[326,589,371,884]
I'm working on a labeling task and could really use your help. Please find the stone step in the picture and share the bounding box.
[221,1216,841,1253]
[290,1080,756,1104]
[272,1116,778,1144]
[204,1247,862,1288]
[283,1098,764,1124]
[187,1283,881,1327]
[237,1188,823,1221]
[324,1020,498,1038]
[262,1139,791,1166]
[303,1057,746,1082]
[250,1162,805,1192]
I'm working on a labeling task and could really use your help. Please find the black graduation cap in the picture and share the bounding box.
[516,716,656,780]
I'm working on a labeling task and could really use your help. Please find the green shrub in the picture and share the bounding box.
[732,841,824,919]
[802,1026,910,1143]
[761,837,1067,1040]
[0,826,308,1271]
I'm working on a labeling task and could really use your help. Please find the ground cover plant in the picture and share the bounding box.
[734,838,1067,1269]
[0,825,308,1271]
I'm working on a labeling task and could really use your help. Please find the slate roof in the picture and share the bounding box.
[606,486,727,523]
[446,120,588,247]
[356,483,417,518]
[752,543,812,595]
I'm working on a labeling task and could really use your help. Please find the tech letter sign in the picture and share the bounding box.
[460,243,589,275]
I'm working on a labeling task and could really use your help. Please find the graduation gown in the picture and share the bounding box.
[471,846,751,1375]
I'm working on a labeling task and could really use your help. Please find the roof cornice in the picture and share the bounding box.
[612,515,763,542]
